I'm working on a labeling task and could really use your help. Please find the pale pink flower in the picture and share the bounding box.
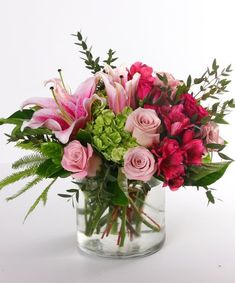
[97,65,140,113]
[123,147,157,182]
[125,107,161,147]
[201,121,224,148]
[22,77,105,144]
[155,72,182,95]
[61,140,102,179]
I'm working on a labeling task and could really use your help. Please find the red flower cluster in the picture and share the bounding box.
[128,62,208,191]
[152,130,205,190]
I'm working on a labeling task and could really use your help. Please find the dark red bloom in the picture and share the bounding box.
[181,93,208,122]
[168,177,185,190]
[182,130,205,165]
[128,62,154,100]
[161,104,191,136]
[152,138,185,190]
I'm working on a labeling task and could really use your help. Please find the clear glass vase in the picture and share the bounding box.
[76,177,165,259]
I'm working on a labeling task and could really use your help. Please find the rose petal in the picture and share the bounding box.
[132,127,160,147]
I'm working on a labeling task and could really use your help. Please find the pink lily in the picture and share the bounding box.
[22,76,104,144]
[97,65,140,113]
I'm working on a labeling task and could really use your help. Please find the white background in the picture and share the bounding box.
[0,0,235,282]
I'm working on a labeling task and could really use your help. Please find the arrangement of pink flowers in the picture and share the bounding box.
[0,32,234,248]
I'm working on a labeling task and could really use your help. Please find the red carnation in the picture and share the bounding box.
[128,62,154,100]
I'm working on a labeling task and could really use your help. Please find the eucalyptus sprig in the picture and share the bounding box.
[192,59,232,100]
[72,31,118,73]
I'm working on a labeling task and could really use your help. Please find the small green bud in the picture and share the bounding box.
[110,132,122,144]
[95,116,104,126]
[102,109,115,126]
[111,147,126,162]
[104,126,113,135]
[100,133,112,148]
[93,136,103,150]
[93,124,103,135]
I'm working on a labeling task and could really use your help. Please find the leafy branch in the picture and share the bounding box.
[192,59,232,100]
[24,178,57,222]
[103,49,118,68]
[72,31,118,74]
[58,189,79,208]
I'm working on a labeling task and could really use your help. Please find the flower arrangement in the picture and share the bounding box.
[0,32,234,255]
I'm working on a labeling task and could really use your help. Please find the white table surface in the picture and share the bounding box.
[0,163,235,283]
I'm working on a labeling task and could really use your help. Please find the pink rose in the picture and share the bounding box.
[61,141,101,179]
[201,122,224,147]
[128,62,154,100]
[123,147,157,182]
[125,107,161,147]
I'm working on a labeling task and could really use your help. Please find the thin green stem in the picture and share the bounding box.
[128,196,161,232]
[119,207,126,247]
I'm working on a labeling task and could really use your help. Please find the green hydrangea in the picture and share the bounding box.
[87,107,137,163]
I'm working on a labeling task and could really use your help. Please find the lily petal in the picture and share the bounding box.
[21,97,57,110]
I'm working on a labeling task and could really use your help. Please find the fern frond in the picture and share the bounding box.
[0,167,38,191]
[24,178,57,222]
[6,176,44,201]
[16,141,41,152]
[12,154,46,170]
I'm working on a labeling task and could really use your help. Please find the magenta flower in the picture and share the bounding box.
[152,137,185,191]
[128,62,155,100]
[22,77,104,144]
[97,65,140,113]
[182,130,205,165]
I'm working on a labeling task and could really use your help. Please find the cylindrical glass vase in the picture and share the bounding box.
[76,177,165,259]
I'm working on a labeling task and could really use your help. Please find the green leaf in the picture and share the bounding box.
[212,58,218,71]
[0,167,37,191]
[6,176,43,201]
[212,116,229,124]
[206,190,215,204]
[187,162,232,186]
[203,154,211,163]
[41,142,63,164]
[24,178,57,222]
[36,159,62,178]
[0,109,35,126]
[66,189,78,193]
[194,77,204,84]
[8,109,34,120]
[0,118,23,126]
[76,31,82,41]
[218,152,233,161]
[106,181,128,206]
[12,154,46,169]
[187,75,192,88]
[206,143,225,151]
[57,194,71,198]
[16,141,40,151]
[49,168,70,178]
[76,129,92,145]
